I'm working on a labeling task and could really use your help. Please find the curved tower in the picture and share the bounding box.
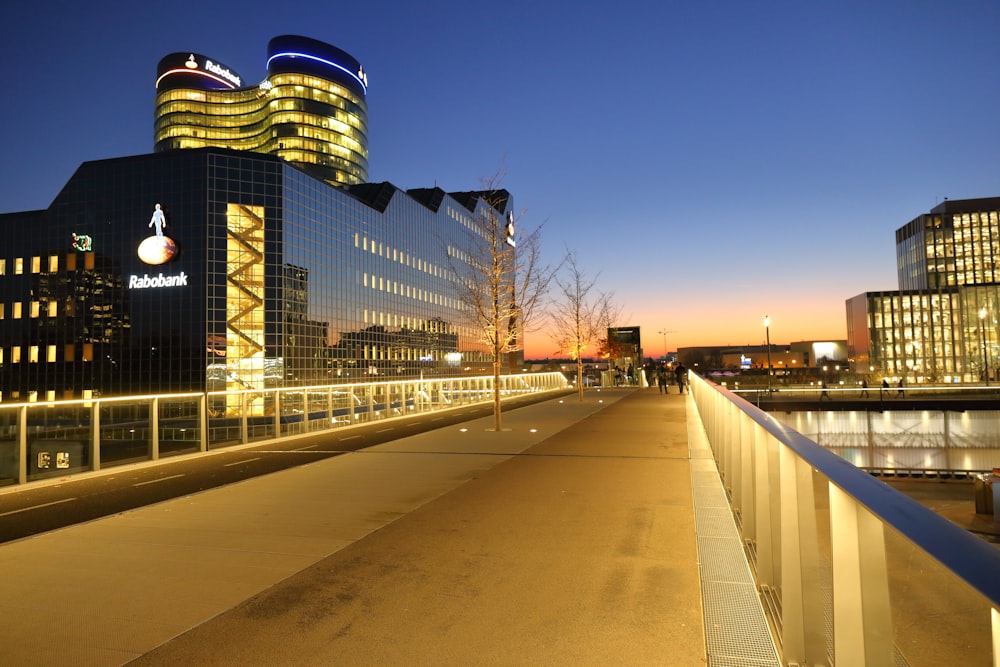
[154,35,369,186]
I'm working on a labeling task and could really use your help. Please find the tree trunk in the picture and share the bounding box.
[493,357,502,431]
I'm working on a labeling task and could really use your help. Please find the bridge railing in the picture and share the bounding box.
[0,372,569,487]
[690,371,1000,667]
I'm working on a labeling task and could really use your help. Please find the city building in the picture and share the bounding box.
[155,35,368,186]
[847,197,1000,383]
[0,37,517,404]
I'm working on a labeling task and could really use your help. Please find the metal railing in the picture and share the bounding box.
[690,371,1000,667]
[0,372,569,487]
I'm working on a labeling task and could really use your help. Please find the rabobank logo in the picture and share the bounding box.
[129,272,189,289]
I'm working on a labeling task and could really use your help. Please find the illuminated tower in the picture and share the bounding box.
[154,35,369,186]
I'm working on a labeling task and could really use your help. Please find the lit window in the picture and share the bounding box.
[64,344,75,362]
[30,301,39,318]
[47,345,56,363]
[13,302,21,319]
[83,344,93,362]
[46,390,55,402]
[12,347,21,363]
[49,255,59,272]
[31,256,40,273]
[47,302,57,317]
[29,346,38,363]
[15,258,23,275]
[0,259,5,275]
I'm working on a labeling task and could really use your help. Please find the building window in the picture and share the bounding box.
[47,301,57,317]
[12,347,21,363]
[47,345,56,363]
[15,258,23,275]
[13,302,22,319]
[49,255,59,272]
[64,344,75,362]
[31,256,41,273]
[83,344,93,362]
[30,301,40,318]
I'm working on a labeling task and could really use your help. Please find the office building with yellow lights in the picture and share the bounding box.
[0,37,515,403]
[154,35,368,186]
[847,197,1000,383]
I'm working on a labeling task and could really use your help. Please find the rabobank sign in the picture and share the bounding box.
[129,272,189,289]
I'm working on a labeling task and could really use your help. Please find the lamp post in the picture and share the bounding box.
[764,315,772,394]
[658,329,675,362]
[980,306,989,386]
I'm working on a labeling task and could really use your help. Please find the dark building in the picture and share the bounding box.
[0,36,527,404]
[0,148,512,404]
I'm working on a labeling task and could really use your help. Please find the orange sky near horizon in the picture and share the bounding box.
[522,293,852,361]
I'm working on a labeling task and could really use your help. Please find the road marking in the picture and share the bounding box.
[133,474,185,487]
[338,435,361,441]
[224,457,261,467]
[376,428,394,433]
[0,497,76,517]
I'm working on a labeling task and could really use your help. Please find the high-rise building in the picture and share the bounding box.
[154,35,368,186]
[0,37,519,403]
[847,197,1000,383]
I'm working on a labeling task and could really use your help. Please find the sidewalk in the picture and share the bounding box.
[1,387,718,666]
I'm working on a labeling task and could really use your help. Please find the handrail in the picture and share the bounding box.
[0,372,569,487]
[690,370,1000,667]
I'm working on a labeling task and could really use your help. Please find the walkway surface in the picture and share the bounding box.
[0,387,730,666]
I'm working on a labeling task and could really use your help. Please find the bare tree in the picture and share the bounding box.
[447,171,552,430]
[549,249,601,401]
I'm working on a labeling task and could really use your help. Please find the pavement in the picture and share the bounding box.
[0,386,714,666]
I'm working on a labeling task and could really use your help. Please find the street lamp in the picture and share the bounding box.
[764,315,772,394]
[980,306,989,386]
[658,329,675,362]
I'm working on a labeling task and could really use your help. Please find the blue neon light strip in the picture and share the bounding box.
[267,51,367,92]
[155,68,238,90]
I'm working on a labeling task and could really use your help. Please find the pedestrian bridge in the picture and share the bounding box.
[0,373,997,665]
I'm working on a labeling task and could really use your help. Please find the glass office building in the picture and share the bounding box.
[154,35,368,186]
[0,148,507,403]
[848,197,1000,382]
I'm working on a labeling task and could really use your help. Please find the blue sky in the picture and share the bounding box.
[2,0,999,358]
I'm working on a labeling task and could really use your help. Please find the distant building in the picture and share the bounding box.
[847,197,1000,383]
[679,341,844,372]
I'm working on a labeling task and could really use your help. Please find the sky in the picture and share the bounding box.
[2,0,1000,360]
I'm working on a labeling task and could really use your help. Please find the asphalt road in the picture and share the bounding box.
[0,393,564,544]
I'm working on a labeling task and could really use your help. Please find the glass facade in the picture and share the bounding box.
[0,149,503,402]
[849,198,1000,382]
[154,36,368,186]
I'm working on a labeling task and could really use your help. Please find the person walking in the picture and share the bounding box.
[657,365,669,394]
[674,363,687,394]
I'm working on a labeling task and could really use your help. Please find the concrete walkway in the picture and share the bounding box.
[0,387,713,666]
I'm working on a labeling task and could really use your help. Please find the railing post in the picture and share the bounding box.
[273,389,281,435]
[240,392,248,444]
[151,397,160,460]
[830,482,894,666]
[91,401,101,470]
[17,405,27,485]
[199,393,208,452]
[779,445,825,665]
